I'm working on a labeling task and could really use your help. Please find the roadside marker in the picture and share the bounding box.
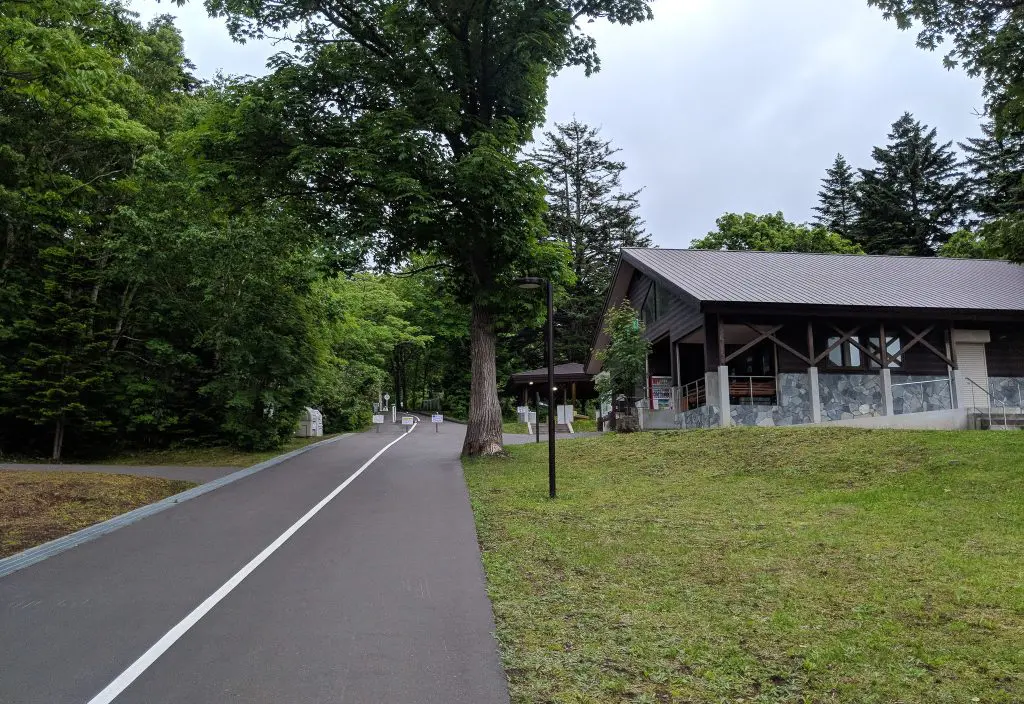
[85,424,417,704]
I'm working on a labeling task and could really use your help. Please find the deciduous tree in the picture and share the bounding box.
[202,0,653,455]
[691,212,862,254]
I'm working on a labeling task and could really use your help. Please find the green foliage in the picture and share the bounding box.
[311,274,430,432]
[466,427,1024,703]
[938,229,1003,259]
[691,212,863,253]
[853,112,970,255]
[813,154,858,239]
[595,302,650,401]
[0,3,430,458]
[201,0,651,454]
[531,119,650,365]
[867,1,1024,131]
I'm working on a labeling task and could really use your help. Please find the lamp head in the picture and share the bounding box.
[514,276,545,290]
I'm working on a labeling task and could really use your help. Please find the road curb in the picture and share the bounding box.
[0,433,352,580]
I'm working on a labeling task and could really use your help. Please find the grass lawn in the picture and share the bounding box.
[465,427,1024,703]
[0,471,196,558]
[504,422,531,435]
[101,434,340,468]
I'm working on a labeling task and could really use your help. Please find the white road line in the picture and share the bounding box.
[86,425,417,704]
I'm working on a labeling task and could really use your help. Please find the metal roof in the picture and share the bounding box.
[509,363,589,383]
[622,249,1024,312]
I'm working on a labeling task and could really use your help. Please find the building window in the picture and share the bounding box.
[825,335,902,370]
[641,283,659,324]
[867,336,903,369]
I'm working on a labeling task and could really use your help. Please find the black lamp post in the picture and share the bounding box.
[515,276,556,499]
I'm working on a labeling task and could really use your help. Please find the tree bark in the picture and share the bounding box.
[52,417,65,462]
[462,301,504,456]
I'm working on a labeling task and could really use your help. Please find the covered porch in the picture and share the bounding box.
[646,313,959,429]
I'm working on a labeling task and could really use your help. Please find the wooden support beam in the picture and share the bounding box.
[824,323,885,368]
[703,314,721,371]
[717,315,726,369]
[813,325,859,365]
[899,324,955,367]
[946,324,958,370]
[806,320,814,364]
[724,325,783,364]
[879,321,888,367]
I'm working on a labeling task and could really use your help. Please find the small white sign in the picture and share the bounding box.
[372,414,385,424]
[383,393,390,401]
[401,416,415,426]
[432,414,443,424]
[516,406,529,414]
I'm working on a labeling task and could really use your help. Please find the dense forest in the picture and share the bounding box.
[0,0,652,460]
[2,0,1023,460]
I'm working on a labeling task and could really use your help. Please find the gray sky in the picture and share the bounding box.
[131,0,985,247]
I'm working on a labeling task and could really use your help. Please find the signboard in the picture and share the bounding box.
[372,414,385,424]
[432,414,443,424]
[401,416,415,426]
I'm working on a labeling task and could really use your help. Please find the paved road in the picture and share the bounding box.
[0,422,508,704]
[0,463,240,484]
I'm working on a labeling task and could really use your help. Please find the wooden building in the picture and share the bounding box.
[587,249,1024,429]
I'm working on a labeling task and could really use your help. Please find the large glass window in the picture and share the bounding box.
[825,334,902,370]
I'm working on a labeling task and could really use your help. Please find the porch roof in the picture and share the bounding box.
[623,249,1024,313]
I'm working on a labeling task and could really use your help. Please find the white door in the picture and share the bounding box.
[956,342,990,408]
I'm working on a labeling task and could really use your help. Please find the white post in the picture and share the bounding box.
[880,368,894,416]
[392,405,397,423]
[808,367,822,424]
[717,365,731,427]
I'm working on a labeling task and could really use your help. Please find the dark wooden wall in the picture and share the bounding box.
[987,324,1024,376]
[626,272,703,346]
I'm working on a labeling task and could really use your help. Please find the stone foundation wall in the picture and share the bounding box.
[891,374,953,415]
[679,405,721,429]
[989,377,1024,410]
[777,373,815,425]
[819,373,882,421]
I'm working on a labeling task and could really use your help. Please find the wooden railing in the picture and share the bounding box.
[728,375,777,405]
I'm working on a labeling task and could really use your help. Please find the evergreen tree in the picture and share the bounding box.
[813,154,859,238]
[530,119,651,366]
[854,112,970,255]
[960,119,1024,223]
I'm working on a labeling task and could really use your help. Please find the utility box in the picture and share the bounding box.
[295,407,324,437]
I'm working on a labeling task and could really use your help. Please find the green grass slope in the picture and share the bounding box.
[465,427,1024,703]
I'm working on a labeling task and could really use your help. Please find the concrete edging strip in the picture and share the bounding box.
[0,433,351,580]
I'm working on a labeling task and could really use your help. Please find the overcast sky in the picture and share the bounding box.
[130,0,985,247]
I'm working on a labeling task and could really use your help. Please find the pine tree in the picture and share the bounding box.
[960,119,1024,223]
[854,112,970,255]
[530,119,651,365]
[813,154,858,238]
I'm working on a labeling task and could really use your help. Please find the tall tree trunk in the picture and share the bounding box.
[52,417,65,462]
[1,219,14,272]
[462,301,503,457]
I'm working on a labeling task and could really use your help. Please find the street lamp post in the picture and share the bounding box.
[515,276,556,499]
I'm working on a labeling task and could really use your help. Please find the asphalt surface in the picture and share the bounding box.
[0,421,509,704]
[0,463,240,484]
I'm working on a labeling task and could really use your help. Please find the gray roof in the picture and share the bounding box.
[509,363,589,383]
[623,249,1024,312]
